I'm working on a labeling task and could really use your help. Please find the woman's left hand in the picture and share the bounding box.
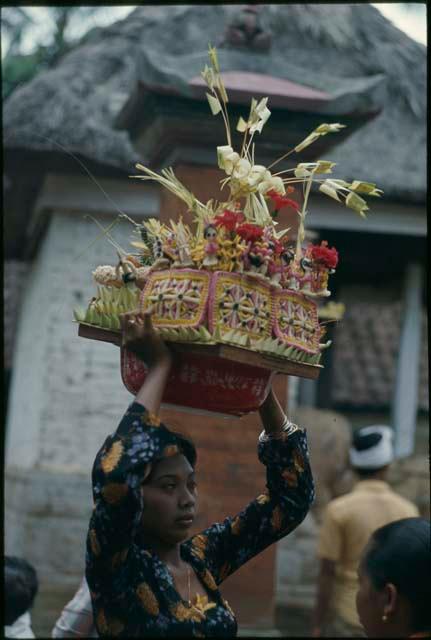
[120,310,172,370]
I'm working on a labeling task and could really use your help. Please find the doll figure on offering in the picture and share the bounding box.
[202,224,219,269]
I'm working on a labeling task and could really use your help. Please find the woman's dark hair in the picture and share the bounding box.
[170,431,197,468]
[143,431,197,485]
[363,517,431,632]
[4,556,39,626]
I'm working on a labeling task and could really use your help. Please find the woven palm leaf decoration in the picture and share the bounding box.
[75,46,381,368]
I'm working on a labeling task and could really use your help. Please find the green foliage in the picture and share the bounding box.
[1,6,109,100]
[2,51,43,99]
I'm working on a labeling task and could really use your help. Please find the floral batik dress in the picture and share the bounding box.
[86,402,314,637]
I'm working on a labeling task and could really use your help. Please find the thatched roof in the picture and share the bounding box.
[332,300,429,412]
[3,4,426,201]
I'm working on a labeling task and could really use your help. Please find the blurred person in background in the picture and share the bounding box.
[311,425,419,637]
[5,556,38,639]
[356,517,431,638]
[52,577,97,638]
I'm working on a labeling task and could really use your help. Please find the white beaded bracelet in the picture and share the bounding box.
[259,415,301,443]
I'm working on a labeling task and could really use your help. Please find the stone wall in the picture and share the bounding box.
[5,211,134,636]
[5,212,133,475]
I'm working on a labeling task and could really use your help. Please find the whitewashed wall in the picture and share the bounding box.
[5,177,159,634]
[6,212,137,476]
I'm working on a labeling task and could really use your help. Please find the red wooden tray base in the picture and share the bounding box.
[78,324,321,416]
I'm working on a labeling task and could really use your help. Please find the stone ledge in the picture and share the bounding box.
[238,626,283,637]
[5,467,93,519]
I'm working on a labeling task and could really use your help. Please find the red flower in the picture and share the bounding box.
[236,223,264,243]
[309,241,339,269]
[214,209,245,232]
[267,189,300,212]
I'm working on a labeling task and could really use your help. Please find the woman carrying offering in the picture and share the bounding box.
[85,310,315,637]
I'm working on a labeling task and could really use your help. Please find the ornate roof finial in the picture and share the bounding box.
[222,5,271,52]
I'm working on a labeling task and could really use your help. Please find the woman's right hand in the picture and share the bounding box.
[119,310,172,370]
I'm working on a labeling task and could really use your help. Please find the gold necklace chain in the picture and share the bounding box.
[186,564,217,618]
[187,564,191,605]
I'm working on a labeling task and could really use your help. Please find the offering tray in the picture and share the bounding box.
[78,323,321,416]
[74,46,378,415]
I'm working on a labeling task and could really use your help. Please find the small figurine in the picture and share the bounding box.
[202,223,219,269]
[236,222,264,274]
[269,245,295,288]
[300,241,338,297]
[151,237,171,270]
[173,221,194,267]
[298,253,314,294]
[162,229,180,263]
[261,227,282,287]
[247,239,271,278]
[286,254,305,290]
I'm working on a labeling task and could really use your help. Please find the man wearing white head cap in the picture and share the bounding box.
[311,425,419,638]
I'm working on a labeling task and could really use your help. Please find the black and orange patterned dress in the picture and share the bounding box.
[85,402,314,637]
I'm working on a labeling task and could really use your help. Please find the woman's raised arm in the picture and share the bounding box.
[185,385,314,584]
[120,311,173,413]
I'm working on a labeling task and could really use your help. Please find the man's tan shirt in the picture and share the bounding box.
[317,479,419,628]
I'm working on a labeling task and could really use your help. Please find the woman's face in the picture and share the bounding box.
[141,453,198,546]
